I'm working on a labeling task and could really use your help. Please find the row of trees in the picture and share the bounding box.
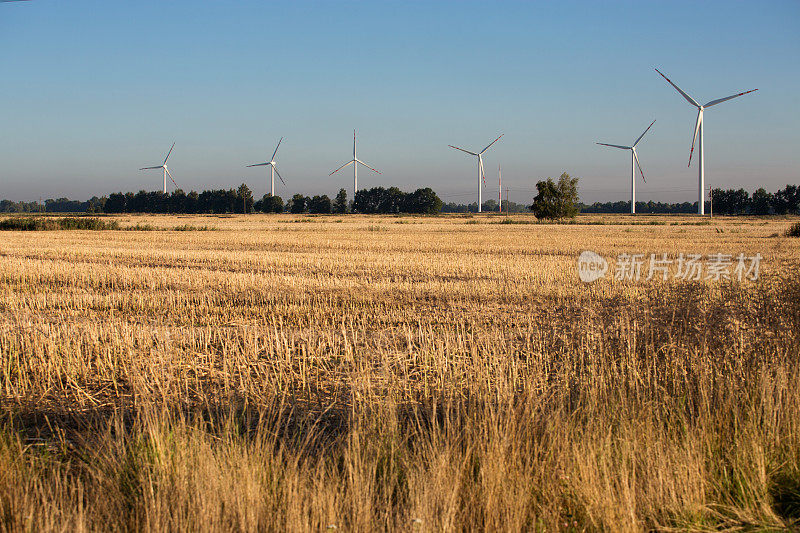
[441,200,529,213]
[580,201,697,214]
[102,185,444,214]
[579,185,800,215]
[711,185,800,215]
[4,183,798,216]
[0,197,106,213]
[279,187,443,214]
[105,185,256,214]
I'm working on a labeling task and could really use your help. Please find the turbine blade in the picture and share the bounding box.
[596,143,631,150]
[139,166,163,170]
[163,142,175,165]
[448,145,478,156]
[688,109,703,167]
[356,159,381,174]
[480,134,504,154]
[632,119,656,148]
[271,137,283,162]
[479,158,486,186]
[654,68,700,107]
[165,167,178,189]
[247,162,270,167]
[704,89,758,108]
[272,165,286,186]
[329,160,355,176]
[633,150,646,183]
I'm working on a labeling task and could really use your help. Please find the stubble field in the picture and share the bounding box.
[1,213,799,532]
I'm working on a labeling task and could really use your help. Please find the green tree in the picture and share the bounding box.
[751,187,772,215]
[405,187,443,214]
[529,172,579,220]
[774,184,800,215]
[333,189,348,213]
[237,184,254,214]
[289,194,307,214]
[259,194,284,213]
[308,195,332,214]
[482,199,499,212]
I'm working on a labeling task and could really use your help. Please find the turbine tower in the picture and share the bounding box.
[449,134,503,213]
[596,120,656,214]
[655,68,758,215]
[139,143,178,194]
[329,130,381,197]
[498,164,502,213]
[247,137,285,197]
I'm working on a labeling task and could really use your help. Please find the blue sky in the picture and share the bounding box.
[1,0,798,203]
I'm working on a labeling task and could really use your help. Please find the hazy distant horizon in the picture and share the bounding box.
[2,1,798,203]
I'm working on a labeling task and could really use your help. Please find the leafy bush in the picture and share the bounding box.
[529,173,579,220]
[173,224,214,231]
[0,217,119,231]
[787,222,800,237]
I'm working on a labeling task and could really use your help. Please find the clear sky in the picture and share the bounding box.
[1,0,798,204]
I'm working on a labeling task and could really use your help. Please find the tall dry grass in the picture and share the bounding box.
[1,214,799,532]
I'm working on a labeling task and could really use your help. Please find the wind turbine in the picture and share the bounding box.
[655,68,758,215]
[449,134,503,213]
[596,119,656,214]
[329,130,381,197]
[498,164,502,213]
[139,143,178,194]
[247,137,285,197]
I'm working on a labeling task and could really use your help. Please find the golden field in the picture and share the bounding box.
[1,213,799,532]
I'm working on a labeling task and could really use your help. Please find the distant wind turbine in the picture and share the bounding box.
[596,120,656,215]
[449,134,503,213]
[655,68,758,215]
[498,164,502,213]
[247,137,285,197]
[139,143,178,194]
[329,130,381,197]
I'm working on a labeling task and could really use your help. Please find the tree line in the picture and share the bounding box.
[0,197,106,214]
[73,185,444,215]
[580,200,697,214]
[3,183,798,216]
[579,185,800,215]
[710,185,799,215]
[441,200,529,213]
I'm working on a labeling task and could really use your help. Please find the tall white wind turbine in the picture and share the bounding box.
[655,68,758,215]
[247,137,285,197]
[139,143,178,194]
[596,119,656,214]
[449,134,503,213]
[329,130,381,197]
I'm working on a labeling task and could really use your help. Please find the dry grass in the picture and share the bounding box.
[1,213,799,532]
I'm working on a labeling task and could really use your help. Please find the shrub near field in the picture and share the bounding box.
[0,216,119,231]
[0,214,799,532]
